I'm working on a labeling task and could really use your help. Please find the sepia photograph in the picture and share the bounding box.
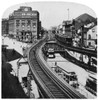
[1,1,97,99]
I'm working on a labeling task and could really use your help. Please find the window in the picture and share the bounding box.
[32,23,36,28]
[27,13,31,15]
[16,20,20,27]
[88,42,91,46]
[22,13,25,15]
[21,20,25,26]
[32,13,37,16]
[27,20,31,26]
[88,34,91,39]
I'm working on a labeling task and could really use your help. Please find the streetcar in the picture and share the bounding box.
[63,71,79,88]
[47,48,55,58]
[54,66,79,88]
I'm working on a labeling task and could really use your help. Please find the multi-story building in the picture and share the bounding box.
[74,21,97,49]
[9,6,41,42]
[2,18,9,36]
[83,23,97,49]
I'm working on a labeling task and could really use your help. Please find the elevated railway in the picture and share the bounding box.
[55,35,97,58]
[27,35,86,98]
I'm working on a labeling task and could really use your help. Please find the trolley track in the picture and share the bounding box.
[27,37,86,98]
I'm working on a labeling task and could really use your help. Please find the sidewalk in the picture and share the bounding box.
[2,37,39,98]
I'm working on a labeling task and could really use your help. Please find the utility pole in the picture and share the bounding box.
[67,8,69,20]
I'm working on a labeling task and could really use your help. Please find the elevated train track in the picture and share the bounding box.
[55,35,97,58]
[27,35,86,98]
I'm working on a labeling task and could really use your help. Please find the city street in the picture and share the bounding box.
[2,2,97,99]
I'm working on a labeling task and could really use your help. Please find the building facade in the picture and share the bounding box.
[9,6,41,42]
[2,19,9,36]
[84,25,97,49]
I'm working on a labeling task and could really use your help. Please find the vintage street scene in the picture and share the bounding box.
[1,2,97,99]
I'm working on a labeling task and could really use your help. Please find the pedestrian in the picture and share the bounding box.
[55,62,57,66]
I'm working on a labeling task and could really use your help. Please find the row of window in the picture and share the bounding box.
[22,13,37,16]
[16,20,37,27]
[16,31,36,35]
[16,27,37,31]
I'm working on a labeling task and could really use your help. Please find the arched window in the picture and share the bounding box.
[88,34,91,39]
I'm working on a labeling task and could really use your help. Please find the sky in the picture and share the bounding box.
[2,2,97,29]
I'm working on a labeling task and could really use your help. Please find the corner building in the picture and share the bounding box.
[9,6,40,42]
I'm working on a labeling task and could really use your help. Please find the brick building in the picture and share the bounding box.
[9,6,41,42]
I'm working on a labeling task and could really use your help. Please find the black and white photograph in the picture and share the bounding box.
[1,1,97,99]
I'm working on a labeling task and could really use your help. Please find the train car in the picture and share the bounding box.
[55,20,74,46]
[85,75,97,95]
[54,66,79,88]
